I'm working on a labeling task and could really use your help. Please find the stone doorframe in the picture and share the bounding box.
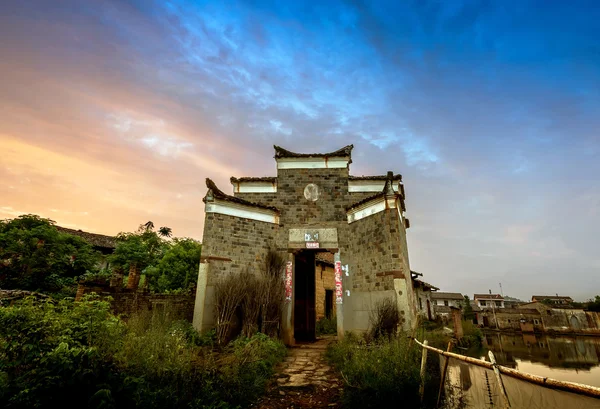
[281,228,343,346]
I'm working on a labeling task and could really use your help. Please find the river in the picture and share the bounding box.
[469,332,600,387]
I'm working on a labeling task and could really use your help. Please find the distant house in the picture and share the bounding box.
[503,296,524,309]
[474,293,504,309]
[431,292,464,319]
[431,292,464,308]
[56,226,116,269]
[411,271,439,321]
[531,295,574,307]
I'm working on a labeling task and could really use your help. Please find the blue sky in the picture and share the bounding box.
[0,0,599,300]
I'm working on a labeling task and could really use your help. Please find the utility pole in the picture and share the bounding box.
[499,282,504,298]
[490,289,499,330]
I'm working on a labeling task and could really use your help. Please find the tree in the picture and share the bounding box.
[158,226,172,238]
[462,295,475,321]
[109,222,169,289]
[0,214,99,292]
[587,296,600,312]
[146,238,201,293]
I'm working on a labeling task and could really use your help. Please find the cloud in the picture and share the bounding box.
[0,0,599,300]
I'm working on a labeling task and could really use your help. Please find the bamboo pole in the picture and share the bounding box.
[412,338,600,399]
[488,350,511,408]
[419,340,429,403]
[436,341,453,408]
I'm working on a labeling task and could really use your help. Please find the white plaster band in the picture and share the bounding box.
[276,157,349,169]
[348,180,399,193]
[347,196,403,224]
[205,199,279,224]
[232,181,277,193]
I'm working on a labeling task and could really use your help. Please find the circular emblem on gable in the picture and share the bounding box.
[304,184,320,201]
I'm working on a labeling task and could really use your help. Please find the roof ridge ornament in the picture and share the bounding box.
[383,170,396,196]
[203,178,279,212]
[273,144,354,162]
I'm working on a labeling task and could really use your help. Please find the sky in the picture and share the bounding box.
[1,0,599,301]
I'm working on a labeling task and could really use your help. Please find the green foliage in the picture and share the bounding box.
[79,268,113,284]
[326,334,438,408]
[461,295,475,321]
[460,320,483,348]
[109,226,166,273]
[316,316,337,335]
[0,298,285,409]
[147,238,201,293]
[586,295,600,312]
[0,215,100,293]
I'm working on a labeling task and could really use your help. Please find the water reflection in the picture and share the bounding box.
[473,333,600,387]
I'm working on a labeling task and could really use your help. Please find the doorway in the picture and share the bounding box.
[325,289,334,319]
[426,299,432,321]
[294,251,316,342]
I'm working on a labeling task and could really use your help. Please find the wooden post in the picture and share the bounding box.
[488,350,511,408]
[419,340,429,403]
[436,341,453,408]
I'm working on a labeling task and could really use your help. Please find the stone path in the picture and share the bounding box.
[254,336,343,408]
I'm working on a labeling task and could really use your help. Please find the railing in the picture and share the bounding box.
[413,338,600,408]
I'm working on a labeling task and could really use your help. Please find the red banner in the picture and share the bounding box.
[285,261,293,302]
[335,261,343,304]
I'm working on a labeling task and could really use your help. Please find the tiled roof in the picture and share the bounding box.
[431,292,464,300]
[56,226,116,249]
[532,295,573,301]
[413,278,439,291]
[349,174,402,181]
[273,144,354,160]
[474,294,503,300]
[204,179,280,212]
[230,176,277,183]
[345,191,386,211]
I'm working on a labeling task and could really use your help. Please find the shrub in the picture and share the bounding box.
[460,320,483,348]
[370,297,401,340]
[0,297,285,409]
[214,273,246,344]
[326,334,437,408]
[316,316,337,335]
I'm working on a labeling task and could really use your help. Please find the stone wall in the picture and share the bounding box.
[478,307,600,335]
[202,212,280,283]
[75,283,195,321]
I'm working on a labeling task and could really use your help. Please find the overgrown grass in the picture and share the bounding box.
[316,316,337,336]
[326,333,441,408]
[0,296,286,409]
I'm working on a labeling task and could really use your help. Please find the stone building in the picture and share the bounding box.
[193,145,417,344]
[411,271,438,321]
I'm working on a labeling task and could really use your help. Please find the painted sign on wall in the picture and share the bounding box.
[335,261,343,304]
[285,261,293,301]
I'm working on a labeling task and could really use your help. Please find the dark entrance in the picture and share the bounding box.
[325,290,334,319]
[294,251,316,341]
[426,299,432,321]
